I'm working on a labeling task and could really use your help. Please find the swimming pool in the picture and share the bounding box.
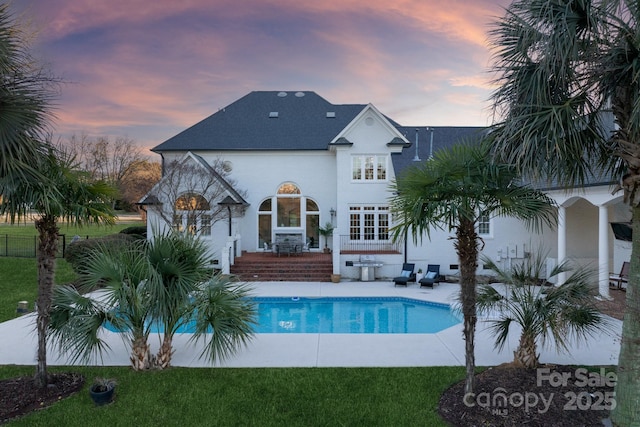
[105,297,460,334]
[255,297,460,334]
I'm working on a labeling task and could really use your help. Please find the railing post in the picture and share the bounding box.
[331,228,340,275]
[220,245,230,274]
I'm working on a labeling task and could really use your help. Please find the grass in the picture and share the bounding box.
[0,221,459,426]
[0,222,142,322]
[0,258,75,322]
[1,365,462,426]
[0,220,144,238]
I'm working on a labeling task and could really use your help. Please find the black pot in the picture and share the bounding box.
[89,385,115,406]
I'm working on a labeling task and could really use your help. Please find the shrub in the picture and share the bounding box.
[64,234,138,273]
[118,226,147,239]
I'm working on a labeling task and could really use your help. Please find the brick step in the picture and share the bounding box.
[234,273,332,282]
[230,252,333,282]
[231,267,332,280]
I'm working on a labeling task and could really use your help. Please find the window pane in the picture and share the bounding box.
[172,214,183,232]
[277,183,300,194]
[175,193,209,210]
[364,213,375,240]
[352,157,362,180]
[277,197,300,227]
[364,156,374,180]
[378,213,389,240]
[478,212,490,235]
[259,214,272,247]
[306,199,318,211]
[201,214,211,236]
[186,215,197,235]
[350,213,360,240]
[259,199,272,211]
[306,214,319,248]
[377,157,386,180]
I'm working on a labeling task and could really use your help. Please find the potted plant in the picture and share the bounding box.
[318,222,334,254]
[416,268,424,281]
[89,377,116,406]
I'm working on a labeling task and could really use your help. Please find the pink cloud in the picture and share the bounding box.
[16,0,510,145]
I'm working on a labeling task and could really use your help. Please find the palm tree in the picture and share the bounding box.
[488,1,640,423]
[0,5,106,388]
[50,242,155,370]
[390,141,555,395]
[144,234,212,369]
[0,4,57,183]
[477,252,610,369]
[3,149,116,385]
[49,233,256,370]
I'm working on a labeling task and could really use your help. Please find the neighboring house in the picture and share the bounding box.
[142,91,629,298]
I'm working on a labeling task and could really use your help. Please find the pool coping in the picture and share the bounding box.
[0,280,622,368]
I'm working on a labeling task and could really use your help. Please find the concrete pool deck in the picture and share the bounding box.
[0,280,622,368]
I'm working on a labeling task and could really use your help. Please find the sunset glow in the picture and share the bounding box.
[14,0,510,152]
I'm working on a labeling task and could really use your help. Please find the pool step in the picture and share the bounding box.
[230,252,333,282]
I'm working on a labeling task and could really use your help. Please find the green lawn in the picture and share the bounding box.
[1,365,462,426]
[0,227,459,426]
[0,220,144,238]
[0,222,143,322]
[0,258,75,322]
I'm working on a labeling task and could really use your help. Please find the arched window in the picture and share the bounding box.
[173,193,211,236]
[306,199,320,248]
[258,199,272,248]
[257,183,321,250]
[276,183,301,227]
[175,193,210,210]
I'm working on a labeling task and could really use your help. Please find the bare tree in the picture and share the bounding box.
[119,159,161,212]
[59,134,150,210]
[144,156,246,236]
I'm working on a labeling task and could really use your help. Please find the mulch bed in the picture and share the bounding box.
[0,372,85,424]
[439,364,616,427]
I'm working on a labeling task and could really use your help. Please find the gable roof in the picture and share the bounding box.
[152,91,366,152]
[392,126,487,175]
[138,152,249,206]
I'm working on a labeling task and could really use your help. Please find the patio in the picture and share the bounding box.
[0,280,622,368]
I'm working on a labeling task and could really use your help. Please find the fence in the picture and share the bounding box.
[0,234,82,259]
[339,235,402,253]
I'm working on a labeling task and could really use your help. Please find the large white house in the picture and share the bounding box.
[142,90,630,299]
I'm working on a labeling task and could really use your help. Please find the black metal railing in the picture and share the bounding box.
[339,235,401,253]
[0,234,75,259]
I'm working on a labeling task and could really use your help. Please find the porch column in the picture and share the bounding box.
[557,206,567,285]
[598,205,611,299]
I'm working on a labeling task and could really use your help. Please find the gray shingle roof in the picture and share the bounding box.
[392,126,487,175]
[152,91,366,152]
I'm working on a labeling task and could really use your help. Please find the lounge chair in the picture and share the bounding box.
[609,261,629,290]
[419,264,441,288]
[393,263,416,286]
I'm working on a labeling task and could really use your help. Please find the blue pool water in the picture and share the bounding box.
[255,297,460,334]
[105,297,460,334]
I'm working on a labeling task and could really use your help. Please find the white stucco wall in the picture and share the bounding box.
[191,150,338,254]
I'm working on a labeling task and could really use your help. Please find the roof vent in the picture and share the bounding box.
[295,92,305,97]
[269,112,279,118]
[326,112,336,118]
[277,92,287,97]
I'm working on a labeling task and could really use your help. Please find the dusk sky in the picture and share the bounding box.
[13,0,511,154]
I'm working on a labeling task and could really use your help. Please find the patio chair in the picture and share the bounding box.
[393,263,416,286]
[609,261,630,290]
[419,264,441,288]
